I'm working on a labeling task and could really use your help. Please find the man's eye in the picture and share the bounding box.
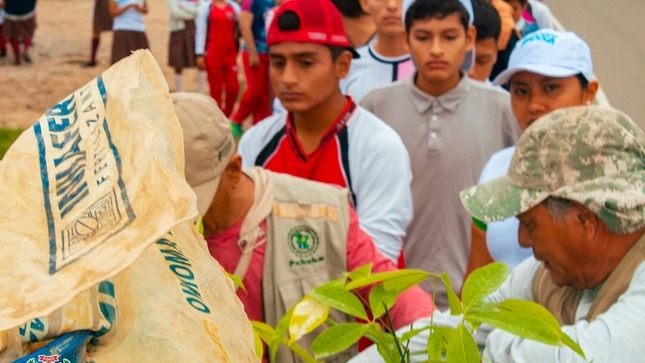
[520,220,534,230]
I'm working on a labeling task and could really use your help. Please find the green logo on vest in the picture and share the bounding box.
[287,225,319,258]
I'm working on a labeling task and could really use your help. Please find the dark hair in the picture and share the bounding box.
[576,73,590,90]
[405,0,470,34]
[275,11,348,62]
[542,197,577,222]
[506,72,592,90]
[330,0,366,18]
[503,0,528,6]
[472,0,501,41]
[277,10,300,31]
[327,45,349,62]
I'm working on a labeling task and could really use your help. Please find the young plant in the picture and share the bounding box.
[251,262,586,362]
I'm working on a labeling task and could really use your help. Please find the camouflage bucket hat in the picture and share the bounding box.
[460,105,645,234]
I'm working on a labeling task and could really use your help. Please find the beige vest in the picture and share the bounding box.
[258,172,354,363]
[533,233,645,325]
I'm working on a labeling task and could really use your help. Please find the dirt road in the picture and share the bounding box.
[0,0,205,128]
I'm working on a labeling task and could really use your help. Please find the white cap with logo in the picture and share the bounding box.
[493,29,594,86]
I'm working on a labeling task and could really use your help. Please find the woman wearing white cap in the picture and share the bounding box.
[465,29,599,278]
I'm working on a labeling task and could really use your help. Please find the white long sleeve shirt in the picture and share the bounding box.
[350,257,645,362]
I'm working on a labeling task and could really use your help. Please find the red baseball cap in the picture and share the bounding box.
[266,0,360,58]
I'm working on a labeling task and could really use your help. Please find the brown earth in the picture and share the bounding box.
[0,0,215,129]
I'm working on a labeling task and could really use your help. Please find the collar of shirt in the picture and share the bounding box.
[405,73,472,114]
[285,97,357,161]
[367,38,411,65]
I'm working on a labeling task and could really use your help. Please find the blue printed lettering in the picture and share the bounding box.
[180,280,203,299]
[156,236,212,315]
[170,264,195,280]
[187,298,211,313]
[46,96,76,131]
[160,248,192,266]
[156,238,179,249]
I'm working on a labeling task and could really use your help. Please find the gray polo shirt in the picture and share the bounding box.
[361,75,520,309]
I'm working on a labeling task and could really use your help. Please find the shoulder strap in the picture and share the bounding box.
[532,264,581,325]
[587,234,645,321]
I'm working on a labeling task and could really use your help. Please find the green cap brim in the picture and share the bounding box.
[460,176,549,223]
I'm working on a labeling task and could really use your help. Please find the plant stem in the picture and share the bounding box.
[383,303,406,362]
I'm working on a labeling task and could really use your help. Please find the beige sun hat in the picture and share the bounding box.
[172,92,235,215]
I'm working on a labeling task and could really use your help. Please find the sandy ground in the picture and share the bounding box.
[0,0,212,129]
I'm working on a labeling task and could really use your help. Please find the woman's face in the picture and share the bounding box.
[507,0,524,23]
[509,71,598,130]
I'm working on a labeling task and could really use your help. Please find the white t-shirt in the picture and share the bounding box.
[340,39,416,103]
[478,146,532,270]
[112,0,146,32]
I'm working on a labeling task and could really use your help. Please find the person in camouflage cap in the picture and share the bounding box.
[352,105,645,362]
[459,105,645,362]
[461,105,645,235]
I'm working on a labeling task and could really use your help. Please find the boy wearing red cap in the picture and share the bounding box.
[238,0,412,264]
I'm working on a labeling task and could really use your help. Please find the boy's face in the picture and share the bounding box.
[467,37,498,82]
[506,0,524,23]
[269,42,351,114]
[360,0,404,36]
[406,14,475,88]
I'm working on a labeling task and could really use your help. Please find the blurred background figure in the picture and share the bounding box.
[84,0,113,67]
[109,0,149,65]
[503,0,553,37]
[1,0,37,65]
[488,0,520,81]
[468,0,501,83]
[331,0,376,48]
[0,5,8,58]
[230,0,275,136]
[341,0,414,103]
[195,0,240,116]
[167,0,203,92]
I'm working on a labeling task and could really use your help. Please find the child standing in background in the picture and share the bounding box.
[503,0,552,37]
[167,0,204,92]
[1,0,37,65]
[84,0,113,67]
[230,0,274,136]
[0,6,7,58]
[109,0,149,64]
[195,0,240,116]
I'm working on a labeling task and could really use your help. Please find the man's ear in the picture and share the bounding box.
[226,154,243,189]
[359,0,370,14]
[576,203,599,241]
[465,24,477,52]
[335,50,353,79]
